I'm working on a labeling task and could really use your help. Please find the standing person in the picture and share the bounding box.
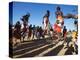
[35,26,37,39]
[63,26,67,40]
[28,24,32,40]
[54,6,64,42]
[72,30,78,54]
[43,10,50,35]
[39,27,44,39]
[35,26,38,39]
[32,25,36,40]
[21,23,28,42]
[63,26,68,48]
[21,13,30,41]
[13,21,21,47]
[55,6,64,29]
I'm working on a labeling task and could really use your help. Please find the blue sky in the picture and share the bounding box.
[12,2,78,31]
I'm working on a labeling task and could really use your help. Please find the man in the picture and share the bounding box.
[63,26,68,48]
[54,6,64,42]
[32,25,36,40]
[63,26,67,40]
[55,6,64,29]
[43,10,50,35]
[72,30,78,54]
[28,24,33,40]
[13,21,21,47]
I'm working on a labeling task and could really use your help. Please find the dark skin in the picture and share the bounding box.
[14,21,21,39]
[55,7,63,18]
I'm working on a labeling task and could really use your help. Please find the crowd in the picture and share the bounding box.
[9,6,78,54]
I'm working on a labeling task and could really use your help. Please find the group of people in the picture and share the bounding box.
[9,22,46,47]
[9,6,78,54]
